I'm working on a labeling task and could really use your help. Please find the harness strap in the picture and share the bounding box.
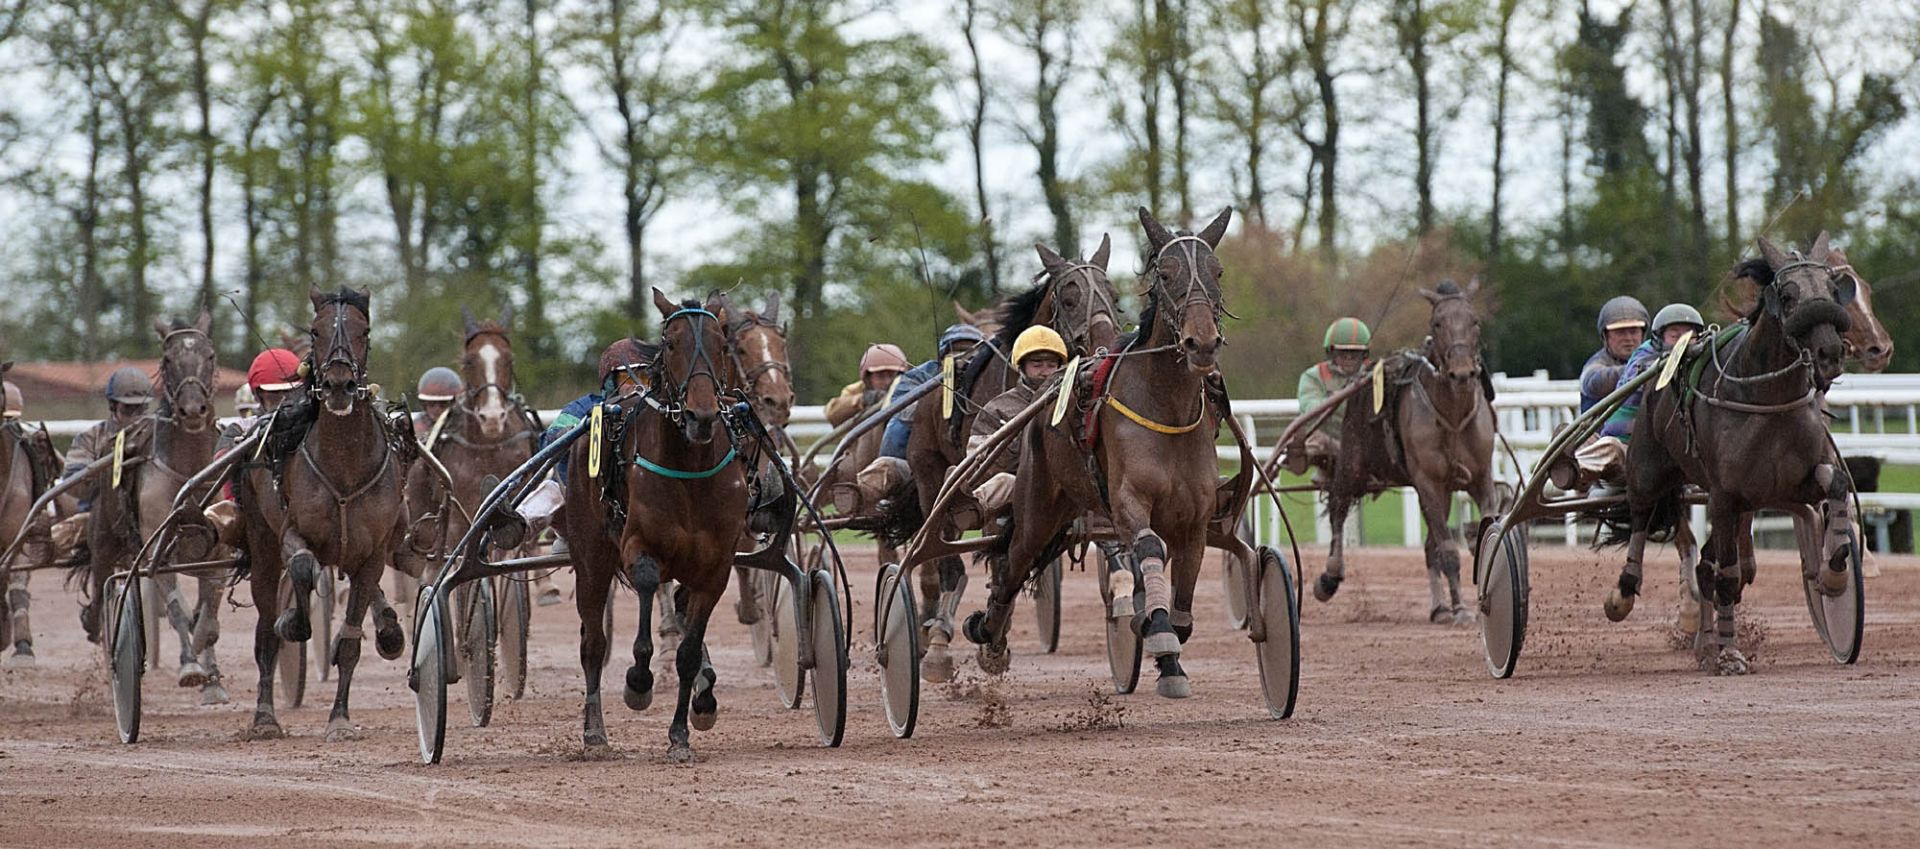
[632,447,737,480]
[298,436,394,560]
[1104,392,1206,435]
[1702,388,1819,414]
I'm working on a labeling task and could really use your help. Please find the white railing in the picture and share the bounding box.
[34,370,1920,549]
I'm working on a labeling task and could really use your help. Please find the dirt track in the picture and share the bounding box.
[3,543,1918,848]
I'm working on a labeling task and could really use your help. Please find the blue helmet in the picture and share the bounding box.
[938,323,986,356]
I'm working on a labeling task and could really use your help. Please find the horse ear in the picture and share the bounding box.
[1465,276,1481,298]
[1757,237,1790,270]
[1836,271,1858,306]
[1091,234,1112,271]
[1138,207,1174,251]
[763,291,781,324]
[653,287,677,319]
[1418,288,1440,304]
[461,305,479,337]
[1809,230,1833,262]
[499,303,514,330]
[952,301,975,325]
[1722,276,1758,317]
[308,286,326,310]
[152,316,172,339]
[1,361,12,375]
[1034,242,1067,272]
[705,292,729,325]
[354,286,371,306]
[1196,207,1233,248]
[195,308,212,334]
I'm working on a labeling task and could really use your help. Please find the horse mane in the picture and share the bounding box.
[1730,257,1774,324]
[991,284,1049,351]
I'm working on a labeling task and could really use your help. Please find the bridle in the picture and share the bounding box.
[725,314,792,404]
[1426,295,1483,380]
[1146,235,1226,352]
[156,326,216,427]
[310,298,371,401]
[648,307,729,423]
[1038,262,1120,357]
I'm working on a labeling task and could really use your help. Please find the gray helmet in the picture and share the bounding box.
[1596,296,1650,337]
[104,366,154,404]
[938,323,986,356]
[1651,303,1705,335]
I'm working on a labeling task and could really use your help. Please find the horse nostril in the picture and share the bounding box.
[1181,337,1198,350]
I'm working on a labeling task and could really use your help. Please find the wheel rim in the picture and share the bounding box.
[111,582,144,744]
[275,579,306,707]
[1223,520,1253,630]
[1099,551,1142,695]
[500,578,530,700]
[465,580,496,727]
[1035,558,1062,654]
[413,590,448,764]
[1477,522,1528,679]
[879,565,919,738]
[1804,527,1865,664]
[809,571,846,747]
[772,576,803,709]
[316,571,334,682]
[1253,547,1300,719]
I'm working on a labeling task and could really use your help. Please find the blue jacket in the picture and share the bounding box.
[542,393,602,482]
[880,359,942,459]
[1599,341,1660,440]
[1578,347,1631,413]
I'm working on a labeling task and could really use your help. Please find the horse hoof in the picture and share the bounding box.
[1428,606,1453,625]
[1450,606,1475,626]
[624,666,654,710]
[921,644,953,683]
[1155,674,1192,699]
[200,683,229,706]
[1714,648,1750,676]
[1818,565,1849,597]
[1313,573,1341,603]
[583,731,609,750]
[667,742,695,764]
[247,718,284,740]
[537,587,563,607]
[324,719,361,742]
[1603,590,1636,623]
[374,607,405,660]
[690,670,717,730]
[976,643,1010,675]
[177,661,210,688]
[272,609,311,644]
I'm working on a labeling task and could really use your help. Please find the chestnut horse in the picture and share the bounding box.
[965,207,1232,698]
[560,290,746,761]
[240,287,407,739]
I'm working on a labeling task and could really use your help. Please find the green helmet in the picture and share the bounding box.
[1652,303,1704,335]
[1323,317,1372,351]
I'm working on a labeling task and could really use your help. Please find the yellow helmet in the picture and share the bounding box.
[1010,326,1068,365]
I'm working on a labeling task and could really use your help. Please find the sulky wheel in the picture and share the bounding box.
[1033,557,1063,654]
[1096,547,1144,695]
[876,563,920,739]
[463,579,497,728]
[808,569,847,747]
[411,586,451,764]
[1475,518,1530,679]
[1803,521,1865,665]
[749,568,778,667]
[771,574,804,709]
[498,576,531,700]
[316,569,335,682]
[275,575,309,708]
[140,576,162,671]
[109,579,146,745]
[1222,516,1255,630]
[1251,546,1301,719]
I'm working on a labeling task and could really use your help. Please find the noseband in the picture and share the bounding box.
[311,299,370,400]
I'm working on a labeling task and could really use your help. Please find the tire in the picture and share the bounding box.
[412,587,449,764]
[1034,557,1062,654]
[772,575,804,709]
[1475,519,1530,679]
[275,577,308,707]
[498,577,530,700]
[1097,548,1143,695]
[110,580,145,744]
[809,570,846,747]
[1804,524,1865,665]
[463,579,497,727]
[1222,517,1254,630]
[1252,546,1301,719]
[877,563,919,739]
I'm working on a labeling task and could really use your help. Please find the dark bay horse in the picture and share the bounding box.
[965,207,1231,698]
[1611,234,1856,675]
[903,238,1121,680]
[1316,280,1498,624]
[559,290,747,761]
[1722,246,1891,372]
[240,287,407,738]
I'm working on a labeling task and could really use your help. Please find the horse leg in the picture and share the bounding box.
[921,552,967,684]
[625,554,660,711]
[1671,512,1706,652]
[1813,463,1854,596]
[6,568,31,663]
[963,498,1068,675]
[1315,492,1351,602]
[152,568,204,685]
[193,574,228,704]
[732,565,759,624]
[655,581,683,672]
[1152,528,1207,699]
[247,568,285,739]
[1411,481,1465,624]
[368,585,405,660]
[667,586,720,763]
[275,526,318,644]
[1706,496,1749,675]
[577,563,614,749]
[325,570,376,740]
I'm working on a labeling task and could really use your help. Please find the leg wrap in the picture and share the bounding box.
[1170,608,1194,643]
[1133,531,1171,616]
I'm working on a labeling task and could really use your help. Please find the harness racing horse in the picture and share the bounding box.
[964,207,1232,698]
[559,290,747,761]
[1315,280,1499,624]
[903,237,1121,680]
[1609,234,1857,675]
[1,363,61,655]
[240,287,408,738]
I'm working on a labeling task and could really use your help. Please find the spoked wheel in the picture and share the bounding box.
[1222,517,1255,630]
[412,586,450,764]
[1096,548,1143,695]
[1033,557,1063,654]
[274,578,308,708]
[750,568,778,668]
[876,563,919,738]
[771,575,804,709]
[463,579,497,727]
[498,576,531,700]
[808,569,847,747]
[315,569,335,682]
[1251,546,1301,719]
[109,579,146,744]
[1475,519,1530,679]
[1803,521,1865,664]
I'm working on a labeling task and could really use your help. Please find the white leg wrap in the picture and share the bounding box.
[1140,557,1171,616]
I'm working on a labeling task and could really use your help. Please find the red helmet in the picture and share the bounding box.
[248,349,303,393]
[598,338,651,386]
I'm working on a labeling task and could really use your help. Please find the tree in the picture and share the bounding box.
[167,0,230,353]
[1487,0,1522,260]
[995,0,1083,255]
[957,0,1001,293]
[1390,0,1478,236]
[1286,0,1355,261]
[1202,0,1298,226]
[97,0,180,337]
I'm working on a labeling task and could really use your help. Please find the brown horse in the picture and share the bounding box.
[1721,246,1891,372]
[965,207,1231,698]
[240,287,407,738]
[1,364,61,658]
[559,290,746,761]
[903,238,1120,680]
[1611,234,1856,675]
[1316,280,1499,624]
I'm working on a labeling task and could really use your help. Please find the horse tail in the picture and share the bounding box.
[871,480,924,550]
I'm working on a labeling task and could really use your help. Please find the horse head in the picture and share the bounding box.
[1757,233,1853,385]
[1421,279,1483,386]
[153,309,216,433]
[723,292,795,428]
[308,287,373,416]
[652,288,731,445]
[1034,234,1122,357]
[1829,247,1893,372]
[1139,207,1232,374]
[460,305,518,440]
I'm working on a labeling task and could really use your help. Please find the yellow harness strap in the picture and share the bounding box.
[423,407,452,454]
[111,430,126,488]
[1104,393,1206,435]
